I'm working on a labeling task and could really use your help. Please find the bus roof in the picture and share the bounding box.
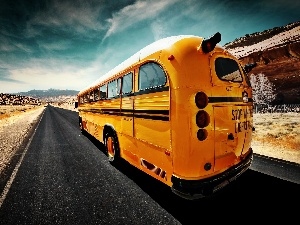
[79,35,197,95]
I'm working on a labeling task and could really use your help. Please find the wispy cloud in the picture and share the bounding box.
[28,0,105,36]
[37,40,72,51]
[0,55,103,93]
[0,36,15,52]
[0,68,23,83]
[150,19,170,41]
[103,0,179,40]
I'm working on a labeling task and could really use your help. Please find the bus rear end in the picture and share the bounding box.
[169,34,253,199]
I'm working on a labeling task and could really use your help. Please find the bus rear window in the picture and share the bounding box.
[139,62,166,90]
[215,58,243,82]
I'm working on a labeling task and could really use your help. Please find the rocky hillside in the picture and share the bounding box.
[225,21,300,104]
[16,89,78,104]
[0,89,78,105]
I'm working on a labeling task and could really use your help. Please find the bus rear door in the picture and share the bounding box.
[210,55,253,171]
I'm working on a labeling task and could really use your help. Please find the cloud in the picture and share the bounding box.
[103,0,179,40]
[37,39,72,51]
[0,36,15,52]
[28,0,106,37]
[0,68,23,83]
[0,29,35,53]
[0,56,103,93]
[150,19,170,41]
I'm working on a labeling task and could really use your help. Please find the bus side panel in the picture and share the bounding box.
[134,90,170,149]
[119,95,139,165]
[133,90,172,183]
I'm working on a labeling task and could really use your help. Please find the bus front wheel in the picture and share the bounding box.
[104,130,120,163]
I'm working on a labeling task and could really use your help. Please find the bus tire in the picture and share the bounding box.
[79,117,85,134]
[104,130,120,164]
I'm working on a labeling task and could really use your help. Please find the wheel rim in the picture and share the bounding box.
[107,136,115,158]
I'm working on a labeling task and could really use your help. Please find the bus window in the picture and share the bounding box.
[100,84,107,99]
[215,58,243,82]
[108,80,117,98]
[117,78,121,96]
[80,96,84,104]
[90,91,94,101]
[84,94,89,103]
[122,72,133,94]
[94,88,100,100]
[139,62,166,90]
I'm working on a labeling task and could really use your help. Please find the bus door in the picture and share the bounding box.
[120,72,137,164]
[210,55,253,171]
[121,72,134,137]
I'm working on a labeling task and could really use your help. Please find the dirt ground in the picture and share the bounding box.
[252,112,300,164]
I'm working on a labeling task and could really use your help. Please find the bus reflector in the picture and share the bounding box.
[168,55,175,60]
[196,110,209,128]
[197,129,208,141]
[195,92,208,109]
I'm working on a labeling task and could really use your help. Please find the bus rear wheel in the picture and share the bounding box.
[79,117,85,134]
[104,130,120,163]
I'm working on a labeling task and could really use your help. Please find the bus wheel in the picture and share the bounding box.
[104,130,120,163]
[79,122,83,132]
[79,118,85,134]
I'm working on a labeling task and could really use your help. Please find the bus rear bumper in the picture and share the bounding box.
[171,148,253,200]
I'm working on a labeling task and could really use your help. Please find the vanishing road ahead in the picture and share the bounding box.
[0,105,299,224]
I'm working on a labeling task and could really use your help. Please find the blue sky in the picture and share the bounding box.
[0,0,299,93]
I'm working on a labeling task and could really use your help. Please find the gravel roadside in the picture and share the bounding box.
[0,106,45,175]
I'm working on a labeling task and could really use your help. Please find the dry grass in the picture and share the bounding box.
[253,113,300,152]
[0,105,43,120]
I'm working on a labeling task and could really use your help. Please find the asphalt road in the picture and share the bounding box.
[0,105,299,224]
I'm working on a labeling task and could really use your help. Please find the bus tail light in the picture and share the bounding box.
[197,129,208,141]
[196,110,209,128]
[195,92,209,141]
[195,92,208,109]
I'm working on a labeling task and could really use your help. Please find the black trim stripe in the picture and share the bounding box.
[122,109,169,115]
[79,108,169,121]
[208,97,253,103]
[135,86,169,96]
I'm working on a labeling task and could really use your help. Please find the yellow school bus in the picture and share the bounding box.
[76,32,254,200]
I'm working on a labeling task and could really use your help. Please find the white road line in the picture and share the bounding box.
[0,109,45,208]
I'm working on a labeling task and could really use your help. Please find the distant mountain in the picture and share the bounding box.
[16,89,79,98]
[224,21,300,104]
[11,88,79,103]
